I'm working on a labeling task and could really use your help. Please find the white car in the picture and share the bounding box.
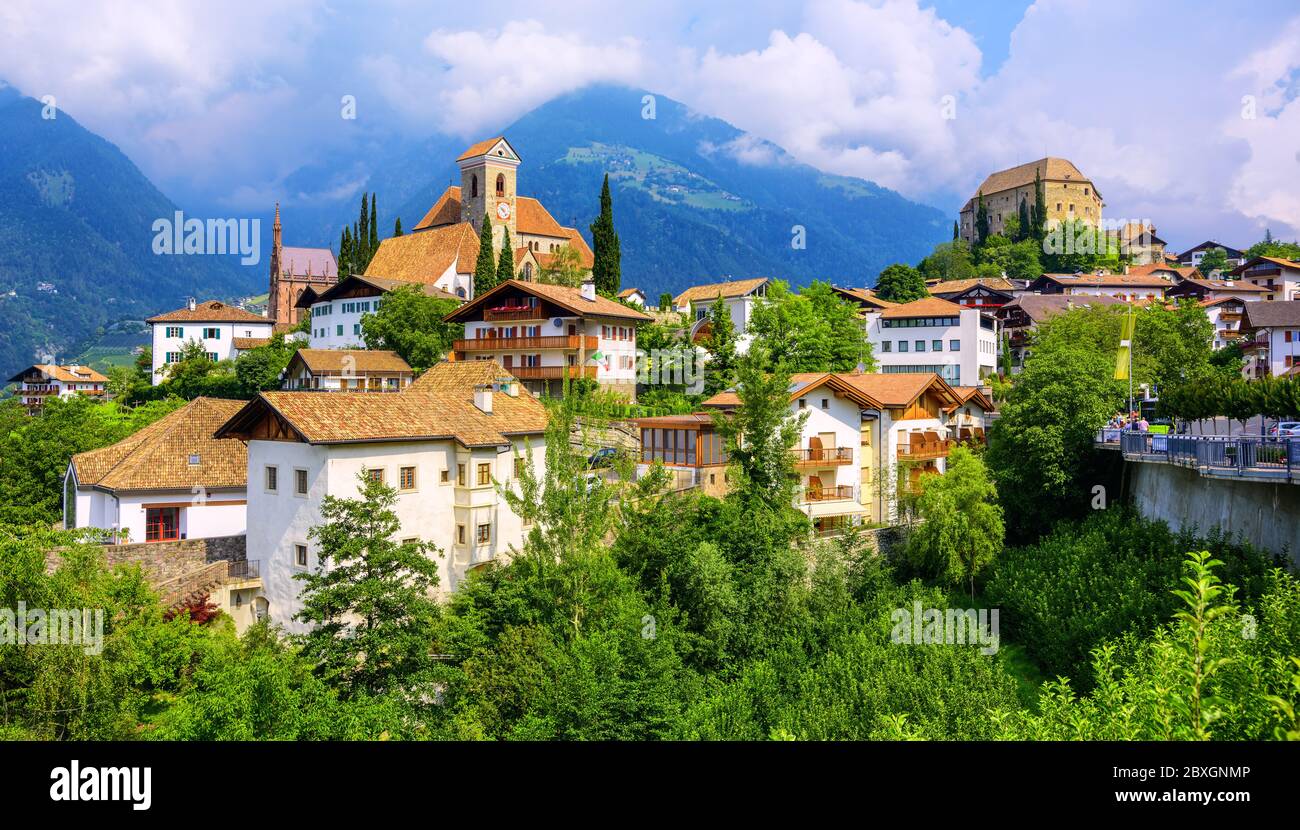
[1270,421,1300,437]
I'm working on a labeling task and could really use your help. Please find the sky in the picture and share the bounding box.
[1,0,1299,251]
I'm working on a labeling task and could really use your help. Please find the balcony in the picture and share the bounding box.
[508,365,598,381]
[454,335,597,352]
[792,446,853,467]
[802,484,855,502]
[484,305,546,322]
[898,436,953,460]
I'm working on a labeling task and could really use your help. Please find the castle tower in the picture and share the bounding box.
[458,137,519,250]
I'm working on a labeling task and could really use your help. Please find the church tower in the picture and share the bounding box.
[268,202,284,322]
[458,137,519,250]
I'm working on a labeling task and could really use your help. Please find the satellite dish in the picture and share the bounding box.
[552,317,564,328]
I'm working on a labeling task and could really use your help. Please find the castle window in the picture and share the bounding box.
[471,175,478,198]
[496,174,506,197]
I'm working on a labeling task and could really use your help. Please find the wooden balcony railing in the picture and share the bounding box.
[898,438,953,460]
[454,335,597,352]
[483,306,547,322]
[508,365,598,381]
[802,484,855,502]
[792,447,853,466]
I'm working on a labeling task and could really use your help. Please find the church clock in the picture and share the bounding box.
[496,201,512,220]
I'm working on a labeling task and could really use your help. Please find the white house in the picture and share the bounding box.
[863,297,999,388]
[1178,241,1246,270]
[64,397,249,544]
[618,287,648,307]
[213,360,549,632]
[1240,301,1300,379]
[7,364,108,414]
[299,274,462,350]
[445,278,652,399]
[282,349,414,392]
[1231,256,1300,302]
[147,299,274,384]
[674,278,769,354]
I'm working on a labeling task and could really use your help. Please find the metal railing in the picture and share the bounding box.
[227,559,260,580]
[802,484,856,502]
[792,446,853,465]
[1101,429,1300,480]
[455,335,597,351]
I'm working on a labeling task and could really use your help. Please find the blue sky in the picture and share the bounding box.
[1,0,1298,250]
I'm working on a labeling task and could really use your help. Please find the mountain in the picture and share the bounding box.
[370,85,950,299]
[0,83,259,378]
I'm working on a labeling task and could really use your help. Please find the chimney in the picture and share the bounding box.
[187,297,196,311]
[498,378,519,397]
[580,279,596,302]
[473,383,493,414]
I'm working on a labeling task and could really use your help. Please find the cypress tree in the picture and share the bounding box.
[1031,170,1047,240]
[393,217,403,237]
[974,191,989,246]
[339,227,353,279]
[496,226,515,286]
[952,220,959,241]
[589,174,621,295]
[368,193,378,262]
[358,195,370,266]
[1017,197,1031,243]
[473,213,497,297]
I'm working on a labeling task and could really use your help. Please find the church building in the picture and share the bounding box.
[267,203,338,328]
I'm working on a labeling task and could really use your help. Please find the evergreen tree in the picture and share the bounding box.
[702,295,738,396]
[974,191,990,246]
[658,292,674,311]
[1031,170,1047,240]
[1017,197,1031,243]
[368,193,378,260]
[339,227,352,279]
[496,226,515,285]
[358,195,370,267]
[590,174,621,295]
[952,220,959,240]
[393,217,403,237]
[874,263,929,302]
[473,213,497,297]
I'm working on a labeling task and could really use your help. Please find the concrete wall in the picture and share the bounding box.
[1128,461,1300,565]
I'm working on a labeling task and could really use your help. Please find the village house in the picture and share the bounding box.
[1200,297,1251,351]
[1114,222,1167,266]
[958,157,1103,244]
[281,349,414,392]
[1230,256,1300,302]
[213,360,549,631]
[1025,272,1171,301]
[147,299,275,385]
[298,274,461,350]
[994,294,1127,372]
[928,277,1020,309]
[673,277,770,353]
[8,364,108,414]
[1125,262,1200,282]
[1178,241,1246,271]
[364,136,593,300]
[831,286,900,313]
[862,297,999,388]
[64,397,249,544]
[1165,276,1268,304]
[1239,301,1300,379]
[618,287,648,306]
[444,278,651,399]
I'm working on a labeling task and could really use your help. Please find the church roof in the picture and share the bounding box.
[457,136,517,162]
[412,186,580,245]
[414,186,463,230]
[364,223,479,284]
[278,246,337,279]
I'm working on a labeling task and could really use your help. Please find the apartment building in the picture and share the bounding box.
[863,297,999,388]
[1240,301,1300,378]
[214,360,549,631]
[148,299,274,384]
[1230,256,1300,302]
[1200,298,1251,351]
[445,278,651,399]
[995,294,1127,372]
[281,349,414,392]
[64,397,249,544]
[673,278,770,353]
[299,274,461,350]
[8,364,108,414]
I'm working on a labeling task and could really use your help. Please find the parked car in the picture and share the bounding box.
[587,447,627,469]
[1269,421,1300,437]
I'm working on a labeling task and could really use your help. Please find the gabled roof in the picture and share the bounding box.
[674,278,770,306]
[516,197,567,238]
[878,297,967,319]
[1167,277,1268,294]
[929,277,1017,296]
[297,273,461,308]
[1031,273,1171,289]
[457,136,517,163]
[950,386,995,412]
[216,360,548,448]
[701,371,960,412]
[701,372,881,410]
[364,223,479,284]
[962,157,1098,210]
[70,397,247,493]
[832,286,899,310]
[1229,255,1300,276]
[232,337,270,351]
[8,364,108,384]
[559,227,596,267]
[414,186,463,230]
[1242,301,1300,330]
[1178,240,1244,258]
[278,247,337,279]
[147,300,271,324]
[1127,263,1199,280]
[444,279,653,323]
[618,287,645,299]
[996,294,1128,323]
[287,349,413,376]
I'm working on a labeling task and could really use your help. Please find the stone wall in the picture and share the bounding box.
[48,534,247,583]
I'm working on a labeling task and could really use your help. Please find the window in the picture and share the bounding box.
[353,324,361,335]
[336,325,343,336]
[932,340,943,352]
[881,341,892,352]
[294,544,308,568]
[496,173,505,197]
[471,174,478,198]
[294,468,308,495]
[165,352,183,364]
[165,326,183,338]
[440,469,450,484]
[145,507,180,542]
[915,340,926,352]
[950,339,961,351]
[821,398,829,410]
[477,523,491,544]
[457,525,466,545]
[899,341,909,352]
[477,462,491,485]
[203,327,221,339]
[401,538,418,546]
[514,457,526,478]
[366,468,385,484]
[457,463,466,486]
[399,466,416,491]
[205,352,218,362]
[797,398,806,409]
[265,465,278,492]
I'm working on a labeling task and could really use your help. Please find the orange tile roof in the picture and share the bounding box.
[618,287,644,299]
[414,186,463,229]
[1037,273,1172,289]
[1127,263,1198,279]
[364,223,479,283]
[515,196,567,238]
[147,300,271,324]
[929,277,1016,295]
[701,371,959,411]
[8,363,108,384]
[879,296,968,318]
[674,278,770,306]
[445,279,653,323]
[833,286,899,309]
[560,227,596,268]
[232,337,270,350]
[289,349,413,375]
[963,157,1097,210]
[457,136,509,162]
[218,360,548,447]
[70,397,248,492]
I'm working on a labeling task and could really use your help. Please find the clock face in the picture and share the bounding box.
[496,202,512,220]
